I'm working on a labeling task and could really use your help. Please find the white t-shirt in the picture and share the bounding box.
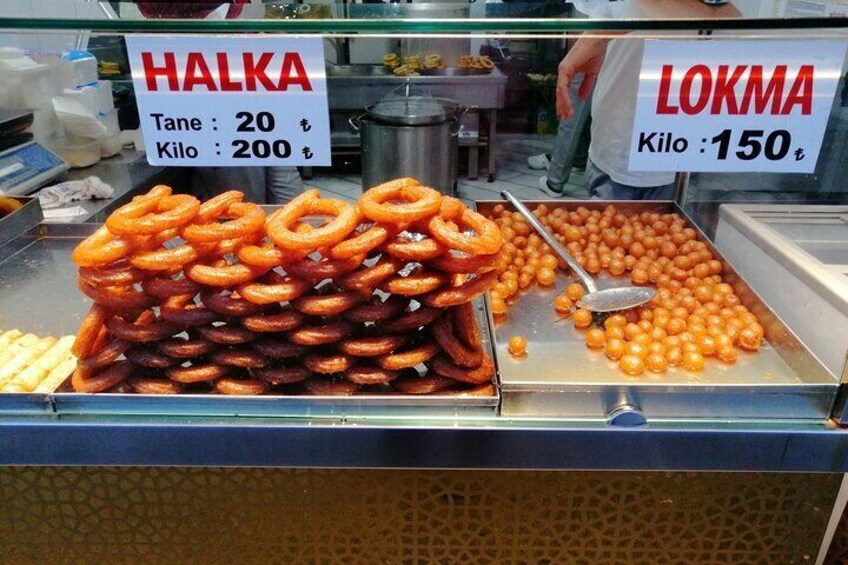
[589,36,678,187]
[571,1,679,187]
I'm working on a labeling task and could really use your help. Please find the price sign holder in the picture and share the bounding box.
[629,39,847,174]
[126,35,331,167]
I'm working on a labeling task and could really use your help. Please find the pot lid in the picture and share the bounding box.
[368,83,453,126]
[370,96,447,125]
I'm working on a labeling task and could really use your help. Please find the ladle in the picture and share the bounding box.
[500,191,655,313]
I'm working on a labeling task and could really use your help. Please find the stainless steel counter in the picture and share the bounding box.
[53,149,183,224]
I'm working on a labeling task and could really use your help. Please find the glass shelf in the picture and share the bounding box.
[0,1,846,36]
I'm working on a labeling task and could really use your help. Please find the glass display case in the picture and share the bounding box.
[1,3,848,563]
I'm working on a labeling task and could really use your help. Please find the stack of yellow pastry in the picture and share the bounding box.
[423,54,445,70]
[0,330,76,393]
[457,55,495,73]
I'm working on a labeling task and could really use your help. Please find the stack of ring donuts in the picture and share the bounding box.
[69,179,503,396]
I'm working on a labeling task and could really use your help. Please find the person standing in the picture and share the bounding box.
[536,0,741,200]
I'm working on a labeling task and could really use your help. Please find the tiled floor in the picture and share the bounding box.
[306,133,586,205]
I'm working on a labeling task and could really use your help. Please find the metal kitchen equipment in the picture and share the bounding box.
[715,204,848,423]
[0,212,497,417]
[477,200,837,423]
[501,190,655,312]
[0,108,68,196]
[352,85,460,194]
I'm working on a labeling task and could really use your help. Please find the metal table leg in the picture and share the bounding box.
[468,145,479,180]
[487,109,498,182]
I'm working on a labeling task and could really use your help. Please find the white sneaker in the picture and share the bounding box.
[527,153,551,170]
[539,175,564,198]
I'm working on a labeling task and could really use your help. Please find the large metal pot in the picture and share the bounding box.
[351,95,461,195]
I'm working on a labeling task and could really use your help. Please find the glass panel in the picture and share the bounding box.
[0,1,846,35]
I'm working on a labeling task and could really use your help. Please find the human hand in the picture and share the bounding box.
[556,37,608,119]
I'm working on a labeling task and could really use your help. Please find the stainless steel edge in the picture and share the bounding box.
[718,204,848,318]
[2,415,848,471]
[0,197,42,251]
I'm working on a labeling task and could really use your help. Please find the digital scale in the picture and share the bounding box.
[0,109,68,196]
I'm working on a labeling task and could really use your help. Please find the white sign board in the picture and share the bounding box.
[126,35,331,166]
[629,40,847,174]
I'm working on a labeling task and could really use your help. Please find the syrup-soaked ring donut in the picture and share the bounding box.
[194,190,243,224]
[125,346,178,369]
[344,295,407,324]
[185,261,270,287]
[209,348,270,369]
[254,365,311,385]
[338,253,405,295]
[359,178,442,224]
[166,363,230,383]
[427,251,500,275]
[435,383,497,397]
[287,320,353,346]
[292,290,363,317]
[216,377,269,395]
[130,377,183,395]
[72,225,135,267]
[107,314,182,343]
[423,270,497,308]
[132,184,173,202]
[236,241,307,269]
[303,377,360,396]
[181,201,266,243]
[200,289,266,317]
[141,276,202,300]
[329,223,395,260]
[71,360,135,393]
[376,340,440,370]
[129,241,210,272]
[383,234,446,262]
[303,353,356,374]
[267,190,361,251]
[204,231,264,260]
[436,196,464,221]
[78,279,153,314]
[339,255,404,294]
[391,374,457,395]
[242,309,306,333]
[378,306,442,334]
[427,208,503,255]
[380,269,447,297]
[157,336,218,358]
[89,325,111,359]
[195,323,256,345]
[160,294,222,327]
[237,272,312,305]
[78,338,130,372]
[339,333,410,357]
[78,261,147,287]
[130,226,181,252]
[250,339,304,359]
[107,193,200,236]
[285,254,365,283]
[72,303,109,358]
[431,314,483,368]
[344,366,400,385]
[427,353,494,385]
[453,302,481,349]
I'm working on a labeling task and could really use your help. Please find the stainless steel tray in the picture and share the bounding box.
[476,200,836,423]
[0,221,498,417]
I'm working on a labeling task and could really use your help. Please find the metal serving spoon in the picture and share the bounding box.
[501,191,655,313]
